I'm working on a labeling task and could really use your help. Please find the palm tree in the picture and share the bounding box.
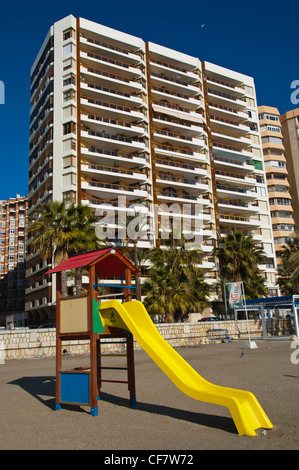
[214,230,266,297]
[28,201,98,296]
[143,235,209,322]
[278,237,299,295]
[64,203,98,294]
[119,209,149,301]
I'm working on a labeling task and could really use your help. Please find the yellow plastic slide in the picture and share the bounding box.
[99,300,273,436]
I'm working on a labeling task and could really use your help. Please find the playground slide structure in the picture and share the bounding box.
[99,300,273,437]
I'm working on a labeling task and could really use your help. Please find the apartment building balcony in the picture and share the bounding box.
[211,127,251,149]
[81,128,145,153]
[150,72,203,97]
[80,143,149,168]
[269,199,293,212]
[28,170,53,199]
[81,112,146,138]
[153,128,206,150]
[157,188,210,207]
[80,35,143,67]
[30,97,53,136]
[30,71,54,110]
[81,179,148,201]
[197,258,217,271]
[30,50,54,98]
[213,155,255,175]
[207,86,247,110]
[28,140,53,172]
[156,172,209,195]
[30,78,54,117]
[153,114,204,137]
[266,175,290,187]
[25,278,52,295]
[29,121,53,156]
[152,99,203,122]
[210,111,249,129]
[80,64,143,94]
[216,184,258,201]
[80,96,144,122]
[154,142,206,162]
[206,75,245,98]
[267,188,292,200]
[212,142,253,159]
[149,58,200,82]
[151,85,203,112]
[155,157,207,178]
[265,165,288,178]
[208,101,248,121]
[28,188,53,214]
[80,81,145,109]
[218,197,259,212]
[80,51,144,81]
[215,169,256,189]
[81,162,147,185]
[83,197,152,214]
[219,214,260,229]
[271,215,295,226]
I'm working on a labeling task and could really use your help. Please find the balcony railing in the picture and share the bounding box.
[216,184,256,195]
[150,58,189,74]
[158,191,197,201]
[154,128,193,141]
[152,85,200,102]
[84,66,133,84]
[208,88,246,103]
[155,143,194,156]
[220,214,251,223]
[153,99,199,114]
[84,36,130,55]
[214,155,253,167]
[216,170,253,181]
[213,142,250,154]
[206,75,244,91]
[83,97,135,114]
[82,162,145,176]
[82,112,133,129]
[218,199,248,208]
[155,158,199,171]
[86,181,136,192]
[157,173,198,185]
[81,144,149,162]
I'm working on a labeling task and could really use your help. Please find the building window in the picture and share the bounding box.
[63,44,73,56]
[63,74,76,87]
[63,121,76,135]
[63,28,75,41]
[63,90,75,102]
[63,191,76,204]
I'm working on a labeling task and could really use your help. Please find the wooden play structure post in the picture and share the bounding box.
[47,248,139,416]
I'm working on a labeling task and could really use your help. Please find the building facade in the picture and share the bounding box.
[280,108,299,226]
[26,15,278,323]
[258,106,295,266]
[0,195,28,327]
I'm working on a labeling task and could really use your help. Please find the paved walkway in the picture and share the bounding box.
[0,339,298,450]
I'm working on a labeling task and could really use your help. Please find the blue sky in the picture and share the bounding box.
[0,0,298,201]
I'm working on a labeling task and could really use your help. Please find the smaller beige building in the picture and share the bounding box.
[280,108,299,226]
[258,106,295,265]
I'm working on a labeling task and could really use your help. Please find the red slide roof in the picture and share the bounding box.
[46,247,139,278]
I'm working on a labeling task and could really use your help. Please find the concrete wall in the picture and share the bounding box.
[0,318,295,361]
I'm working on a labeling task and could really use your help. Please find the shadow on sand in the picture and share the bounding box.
[8,375,237,434]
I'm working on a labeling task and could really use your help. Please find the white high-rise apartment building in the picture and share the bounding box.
[26,15,277,322]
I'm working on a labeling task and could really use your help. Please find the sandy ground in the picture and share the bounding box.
[0,337,298,451]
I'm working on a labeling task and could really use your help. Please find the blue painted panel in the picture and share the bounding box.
[60,373,90,404]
